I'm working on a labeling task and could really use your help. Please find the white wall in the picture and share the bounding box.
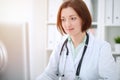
[0,0,33,23]
[31,0,47,80]
[0,0,47,80]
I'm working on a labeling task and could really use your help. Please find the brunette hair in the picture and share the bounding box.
[57,0,92,35]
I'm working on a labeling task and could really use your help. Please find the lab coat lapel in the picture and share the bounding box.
[74,46,85,69]
[67,37,85,70]
[73,33,94,69]
[70,32,94,69]
[59,46,67,74]
[66,33,95,69]
[67,42,84,71]
[67,43,76,71]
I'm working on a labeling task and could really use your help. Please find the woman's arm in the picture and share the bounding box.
[36,46,60,80]
[98,42,119,80]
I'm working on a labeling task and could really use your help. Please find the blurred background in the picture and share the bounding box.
[0,0,120,80]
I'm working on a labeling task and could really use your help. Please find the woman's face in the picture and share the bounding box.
[61,7,83,36]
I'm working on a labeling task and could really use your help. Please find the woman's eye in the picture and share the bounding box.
[71,17,76,20]
[61,18,65,22]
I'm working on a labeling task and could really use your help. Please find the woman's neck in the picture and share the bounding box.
[71,32,86,48]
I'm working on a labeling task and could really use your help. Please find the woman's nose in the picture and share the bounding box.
[65,20,71,28]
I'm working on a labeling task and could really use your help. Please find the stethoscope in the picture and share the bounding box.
[56,32,89,80]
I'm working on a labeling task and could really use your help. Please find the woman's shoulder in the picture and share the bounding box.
[89,33,111,48]
[95,39,111,49]
[54,35,68,49]
[57,35,68,44]
[88,33,111,55]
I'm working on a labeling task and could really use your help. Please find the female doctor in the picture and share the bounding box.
[37,0,119,80]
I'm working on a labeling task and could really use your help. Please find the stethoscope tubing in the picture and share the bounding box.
[57,38,68,77]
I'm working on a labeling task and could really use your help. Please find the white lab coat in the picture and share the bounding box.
[37,33,119,80]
